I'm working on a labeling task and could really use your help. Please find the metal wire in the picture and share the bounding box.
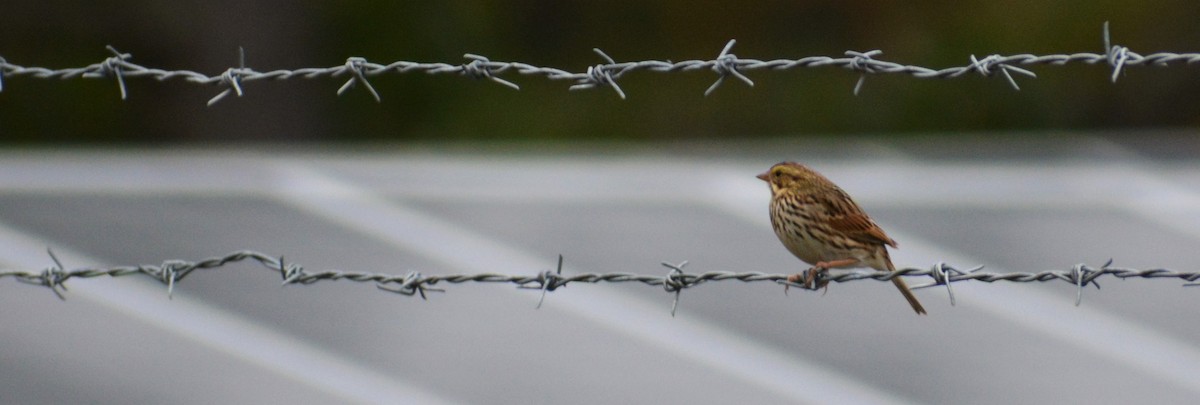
[1,23,1196,104]
[3,249,1197,314]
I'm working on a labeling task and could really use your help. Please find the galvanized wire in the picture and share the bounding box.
[2,249,1197,315]
[1,23,1196,104]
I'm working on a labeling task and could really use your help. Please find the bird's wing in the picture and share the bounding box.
[820,187,898,248]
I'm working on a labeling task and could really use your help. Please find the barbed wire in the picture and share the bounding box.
[3,249,1198,316]
[1,23,1197,105]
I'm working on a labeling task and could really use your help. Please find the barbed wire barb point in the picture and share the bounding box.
[660,260,691,317]
[916,263,956,306]
[1070,260,1104,306]
[530,254,566,309]
[376,271,441,299]
[937,263,959,305]
[337,57,381,102]
[159,261,184,299]
[846,50,883,95]
[705,39,753,97]
[912,264,984,306]
[207,47,248,107]
[569,48,627,99]
[462,54,521,91]
[102,45,131,100]
[38,248,69,301]
[968,54,1036,91]
[278,255,305,286]
[1103,21,1131,83]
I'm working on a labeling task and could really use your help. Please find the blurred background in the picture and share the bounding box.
[4,2,1200,405]
[2,0,1200,143]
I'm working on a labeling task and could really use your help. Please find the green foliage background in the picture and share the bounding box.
[2,1,1198,143]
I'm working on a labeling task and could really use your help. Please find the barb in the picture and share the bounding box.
[660,260,693,317]
[33,248,69,301]
[101,45,131,100]
[519,254,565,309]
[705,39,753,96]
[910,262,985,306]
[1,24,1196,103]
[207,47,248,106]
[1104,21,1131,83]
[461,54,521,90]
[967,54,1037,90]
[3,250,1200,314]
[845,50,882,95]
[336,57,381,102]
[568,48,628,99]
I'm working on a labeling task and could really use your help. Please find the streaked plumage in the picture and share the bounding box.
[758,162,926,315]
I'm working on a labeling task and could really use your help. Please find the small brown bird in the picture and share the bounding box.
[757,162,926,315]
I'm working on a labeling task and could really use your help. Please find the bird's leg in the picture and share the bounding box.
[804,266,831,293]
[784,258,860,294]
[786,258,861,293]
[786,265,828,292]
[811,268,831,295]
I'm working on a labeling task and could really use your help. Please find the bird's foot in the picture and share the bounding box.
[785,266,829,294]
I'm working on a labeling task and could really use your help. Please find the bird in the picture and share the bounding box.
[757,162,926,315]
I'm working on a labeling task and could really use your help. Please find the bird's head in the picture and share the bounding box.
[756,162,829,195]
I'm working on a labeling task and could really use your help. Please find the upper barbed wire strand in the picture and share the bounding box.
[1,23,1195,104]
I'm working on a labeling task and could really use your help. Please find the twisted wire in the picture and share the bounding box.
[3,250,1197,313]
[1,23,1195,104]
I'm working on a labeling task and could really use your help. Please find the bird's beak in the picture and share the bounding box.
[756,171,769,182]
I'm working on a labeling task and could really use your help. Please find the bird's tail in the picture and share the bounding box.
[884,252,926,315]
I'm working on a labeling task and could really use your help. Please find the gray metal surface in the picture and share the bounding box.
[1,132,1199,404]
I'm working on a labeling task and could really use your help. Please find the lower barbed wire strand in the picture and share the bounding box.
[3,250,1200,308]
